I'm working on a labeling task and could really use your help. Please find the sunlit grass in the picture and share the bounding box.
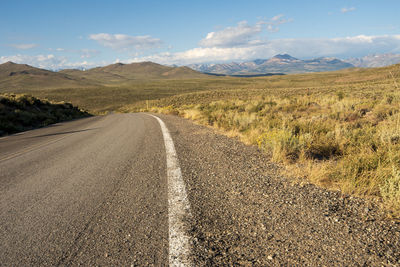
[121,67,400,217]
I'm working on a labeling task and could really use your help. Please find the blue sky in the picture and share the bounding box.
[1,0,400,69]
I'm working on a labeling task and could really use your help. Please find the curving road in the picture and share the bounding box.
[0,113,399,266]
[0,114,169,265]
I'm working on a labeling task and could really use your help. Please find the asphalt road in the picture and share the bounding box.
[0,114,169,266]
[1,113,399,266]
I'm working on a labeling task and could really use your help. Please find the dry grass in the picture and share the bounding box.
[122,64,400,217]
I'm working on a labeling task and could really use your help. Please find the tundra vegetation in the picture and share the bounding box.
[121,64,400,217]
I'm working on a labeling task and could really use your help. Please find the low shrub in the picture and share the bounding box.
[0,94,90,136]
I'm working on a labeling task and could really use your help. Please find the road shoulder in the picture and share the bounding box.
[158,113,400,266]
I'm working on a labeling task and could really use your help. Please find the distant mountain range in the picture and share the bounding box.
[188,53,400,75]
[1,53,400,91]
[188,54,353,75]
[344,53,400,68]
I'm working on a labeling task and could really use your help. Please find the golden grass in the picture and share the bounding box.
[121,65,400,217]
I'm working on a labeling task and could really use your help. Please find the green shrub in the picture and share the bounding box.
[0,94,90,136]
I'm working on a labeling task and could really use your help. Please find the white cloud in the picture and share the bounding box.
[266,14,293,32]
[199,16,292,48]
[4,30,400,70]
[8,43,38,50]
[130,47,258,65]
[129,34,400,65]
[0,54,98,70]
[1,54,64,69]
[199,21,264,48]
[341,7,356,13]
[271,14,284,22]
[89,33,162,51]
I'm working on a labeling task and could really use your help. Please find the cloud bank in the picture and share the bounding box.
[0,54,98,70]
[198,16,292,48]
[4,34,400,70]
[3,16,400,70]
[199,21,264,48]
[130,34,400,65]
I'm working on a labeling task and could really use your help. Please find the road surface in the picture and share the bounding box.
[0,113,399,266]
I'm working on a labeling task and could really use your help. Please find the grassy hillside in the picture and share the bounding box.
[0,62,213,113]
[0,94,90,136]
[59,61,208,84]
[121,63,400,218]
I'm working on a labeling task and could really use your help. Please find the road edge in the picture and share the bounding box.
[146,114,193,266]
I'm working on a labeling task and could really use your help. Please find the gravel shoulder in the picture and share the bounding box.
[159,113,400,266]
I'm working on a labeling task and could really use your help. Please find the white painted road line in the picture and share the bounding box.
[147,114,193,267]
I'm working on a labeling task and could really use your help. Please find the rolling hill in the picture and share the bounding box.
[60,61,208,84]
[2,59,400,113]
[0,61,213,111]
[0,61,209,92]
[0,61,95,90]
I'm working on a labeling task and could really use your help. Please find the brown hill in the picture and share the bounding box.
[161,66,207,78]
[60,62,208,84]
[0,61,208,92]
[0,62,95,91]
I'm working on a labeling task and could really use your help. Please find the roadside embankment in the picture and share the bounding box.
[0,94,90,136]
